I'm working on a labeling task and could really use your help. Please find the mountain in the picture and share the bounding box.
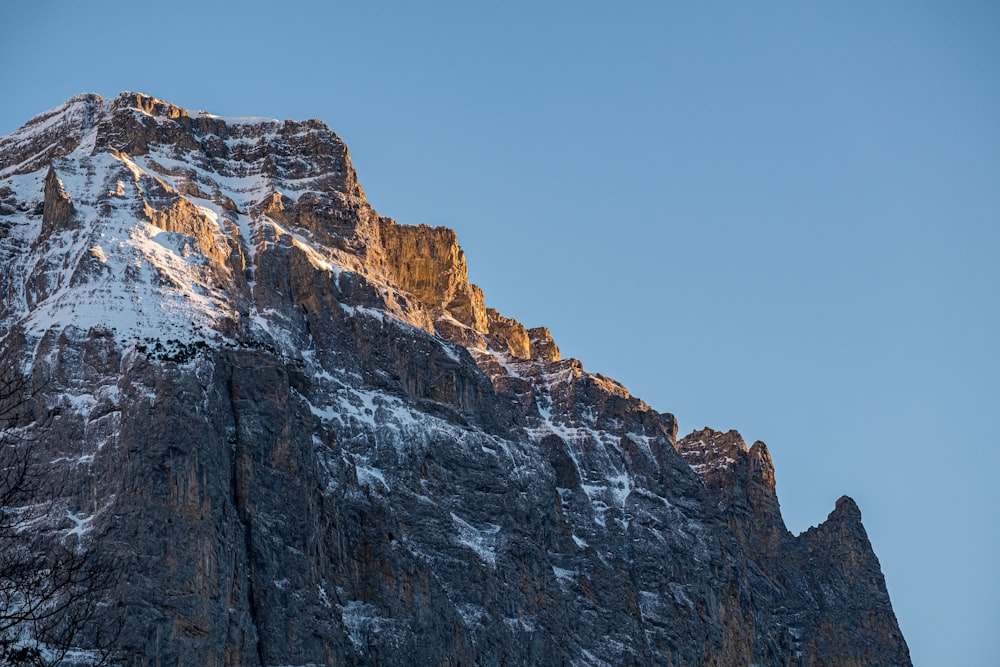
[0,92,910,666]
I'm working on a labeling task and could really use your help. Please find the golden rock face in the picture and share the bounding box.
[145,196,233,269]
[377,220,487,332]
[129,92,187,120]
[483,310,562,362]
[485,308,531,359]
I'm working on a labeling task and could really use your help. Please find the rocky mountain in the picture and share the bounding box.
[0,92,910,666]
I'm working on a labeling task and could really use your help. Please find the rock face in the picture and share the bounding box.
[0,93,911,666]
[675,430,910,666]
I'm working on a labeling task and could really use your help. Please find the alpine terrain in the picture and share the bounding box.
[0,92,911,666]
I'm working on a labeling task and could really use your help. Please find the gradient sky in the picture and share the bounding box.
[3,2,998,664]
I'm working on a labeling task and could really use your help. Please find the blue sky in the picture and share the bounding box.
[3,2,998,664]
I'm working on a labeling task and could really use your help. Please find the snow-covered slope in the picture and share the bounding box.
[2,93,372,345]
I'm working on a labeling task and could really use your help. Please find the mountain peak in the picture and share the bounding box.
[0,92,565,365]
[113,91,187,118]
[831,494,863,522]
[0,92,103,177]
[0,93,910,666]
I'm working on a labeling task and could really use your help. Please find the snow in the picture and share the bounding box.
[60,391,98,412]
[339,303,384,322]
[0,94,821,666]
[607,472,632,507]
[503,615,536,633]
[311,384,420,436]
[534,407,627,527]
[0,94,374,354]
[188,110,277,125]
[485,352,667,535]
[439,340,463,363]
[64,510,93,545]
[355,463,389,491]
[456,603,487,627]
[7,92,660,525]
[638,590,664,619]
[0,98,447,372]
[668,582,694,609]
[0,95,102,177]
[339,599,380,650]
[574,649,607,667]
[450,512,501,566]
[5,151,238,346]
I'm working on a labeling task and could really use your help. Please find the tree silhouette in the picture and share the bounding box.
[0,361,121,666]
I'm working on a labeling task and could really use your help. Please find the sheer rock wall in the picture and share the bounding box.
[0,93,911,666]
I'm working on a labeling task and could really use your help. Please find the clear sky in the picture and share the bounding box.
[3,2,997,664]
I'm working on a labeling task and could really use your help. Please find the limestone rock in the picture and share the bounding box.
[528,326,561,362]
[0,93,910,666]
[485,309,562,362]
[377,219,488,333]
[676,428,788,554]
[40,165,76,242]
[0,93,101,177]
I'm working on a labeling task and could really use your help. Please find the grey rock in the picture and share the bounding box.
[0,93,910,666]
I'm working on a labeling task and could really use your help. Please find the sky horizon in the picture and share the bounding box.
[3,2,999,664]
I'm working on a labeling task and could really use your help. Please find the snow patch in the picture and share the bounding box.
[450,512,500,566]
[356,464,389,491]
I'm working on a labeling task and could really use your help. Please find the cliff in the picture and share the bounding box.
[0,92,910,666]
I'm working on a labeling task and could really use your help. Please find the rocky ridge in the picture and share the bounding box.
[0,92,910,666]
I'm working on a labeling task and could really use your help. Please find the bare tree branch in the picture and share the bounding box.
[0,354,124,666]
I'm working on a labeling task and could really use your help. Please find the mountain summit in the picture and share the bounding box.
[0,92,910,665]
